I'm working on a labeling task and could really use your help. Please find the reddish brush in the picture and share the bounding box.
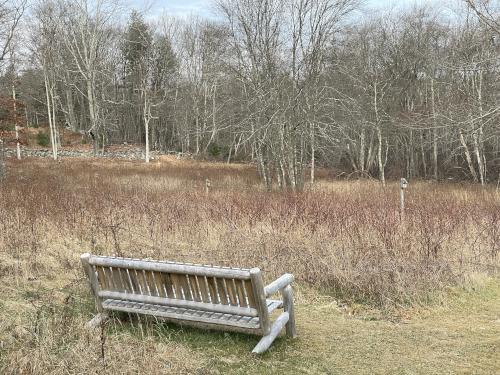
[0,158,498,306]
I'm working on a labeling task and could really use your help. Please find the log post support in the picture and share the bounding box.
[281,285,297,338]
[252,312,289,354]
[81,253,103,313]
[250,268,271,335]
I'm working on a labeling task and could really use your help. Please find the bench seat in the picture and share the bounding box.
[102,299,283,332]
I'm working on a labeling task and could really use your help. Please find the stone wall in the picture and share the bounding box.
[3,147,160,160]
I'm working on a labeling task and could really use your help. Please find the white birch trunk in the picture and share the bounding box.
[13,85,21,160]
[44,69,58,160]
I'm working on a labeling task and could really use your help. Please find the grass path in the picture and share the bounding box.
[126,281,500,374]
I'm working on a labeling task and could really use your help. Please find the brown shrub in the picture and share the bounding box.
[0,158,499,307]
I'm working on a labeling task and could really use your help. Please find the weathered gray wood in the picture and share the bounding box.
[207,276,220,304]
[86,312,108,329]
[98,290,259,317]
[187,275,201,301]
[236,279,248,307]
[88,256,251,279]
[82,254,297,353]
[226,278,238,305]
[96,266,107,290]
[282,285,297,338]
[81,253,103,312]
[102,300,261,334]
[251,312,289,354]
[250,268,271,335]
[266,300,283,314]
[216,278,229,305]
[198,275,211,303]
[264,273,294,297]
[244,280,256,307]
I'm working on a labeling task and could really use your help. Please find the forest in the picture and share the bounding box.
[0,0,499,190]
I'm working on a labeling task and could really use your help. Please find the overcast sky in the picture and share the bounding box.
[133,0,451,19]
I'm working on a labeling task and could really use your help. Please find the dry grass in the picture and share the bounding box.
[1,157,498,304]
[0,157,499,373]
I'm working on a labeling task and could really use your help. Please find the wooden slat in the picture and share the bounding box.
[101,300,260,334]
[109,267,121,291]
[216,278,229,305]
[110,267,124,292]
[161,273,175,299]
[99,291,259,317]
[197,276,211,303]
[125,269,139,294]
[236,279,248,307]
[96,266,107,290]
[117,268,131,293]
[89,256,251,279]
[244,280,256,308]
[152,271,165,297]
[105,267,114,290]
[146,271,159,296]
[129,269,144,294]
[206,277,220,304]
[179,274,193,300]
[142,270,153,295]
[170,273,184,299]
[133,269,146,295]
[226,279,238,306]
[103,267,115,290]
[187,275,201,302]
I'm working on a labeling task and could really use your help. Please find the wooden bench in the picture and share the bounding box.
[81,253,297,354]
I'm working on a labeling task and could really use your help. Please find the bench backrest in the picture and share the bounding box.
[81,254,270,326]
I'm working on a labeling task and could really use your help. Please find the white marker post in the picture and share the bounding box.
[0,139,4,179]
[205,178,211,194]
[400,178,408,220]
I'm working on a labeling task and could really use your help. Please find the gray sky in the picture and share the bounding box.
[133,0,449,19]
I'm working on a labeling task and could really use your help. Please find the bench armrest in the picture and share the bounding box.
[264,273,294,297]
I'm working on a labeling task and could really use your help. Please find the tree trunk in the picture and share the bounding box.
[430,78,438,180]
[44,70,58,160]
[86,77,98,156]
[377,126,385,186]
[459,129,478,182]
[13,85,21,160]
[374,82,384,185]
[310,122,315,186]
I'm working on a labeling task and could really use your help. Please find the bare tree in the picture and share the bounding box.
[57,0,119,155]
[0,0,26,65]
[3,0,498,185]
[0,0,26,175]
[465,0,500,35]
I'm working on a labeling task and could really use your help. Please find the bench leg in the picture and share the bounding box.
[252,312,289,354]
[87,312,109,329]
[282,285,297,338]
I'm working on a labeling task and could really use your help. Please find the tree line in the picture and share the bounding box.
[0,0,499,189]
